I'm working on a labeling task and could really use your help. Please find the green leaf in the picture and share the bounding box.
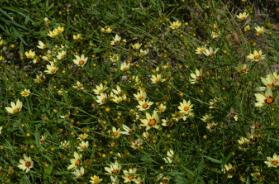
[204,156,222,164]
[246,176,250,184]
[43,164,53,180]
[19,41,24,56]
[12,27,28,46]
[35,126,40,147]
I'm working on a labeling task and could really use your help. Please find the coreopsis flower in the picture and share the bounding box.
[157,174,171,184]
[169,21,181,29]
[18,155,34,173]
[44,61,58,74]
[172,111,182,121]
[178,99,193,113]
[111,34,121,45]
[42,50,52,61]
[73,34,81,40]
[132,43,142,50]
[120,125,134,135]
[201,113,213,123]
[33,57,40,64]
[250,124,261,132]
[73,81,84,90]
[156,103,167,113]
[163,150,174,163]
[206,121,218,132]
[238,137,249,151]
[247,132,258,143]
[110,54,119,62]
[105,161,122,174]
[67,152,82,170]
[195,46,207,54]
[57,51,66,60]
[39,135,46,144]
[140,111,160,130]
[209,98,218,109]
[110,176,120,184]
[72,167,85,179]
[5,99,22,114]
[235,64,248,74]
[222,163,235,178]
[137,100,153,111]
[244,25,250,31]
[151,74,165,84]
[101,26,112,33]
[93,83,107,95]
[203,47,219,57]
[189,69,202,84]
[25,50,35,59]
[131,138,143,149]
[37,41,47,49]
[20,89,30,97]
[212,31,219,38]
[261,74,278,89]
[134,90,147,101]
[121,62,130,71]
[55,26,64,34]
[112,95,122,104]
[135,178,144,184]
[236,12,249,20]
[251,172,263,182]
[140,49,149,56]
[110,127,121,139]
[60,140,70,149]
[73,54,88,67]
[247,50,265,61]
[255,26,265,35]
[96,93,108,105]
[122,168,137,183]
[162,117,172,126]
[77,134,87,141]
[77,141,89,151]
[264,154,279,168]
[90,175,103,184]
[227,109,238,121]
[48,30,58,38]
[255,87,275,107]
[142,132,150,139]
[112,85,123,96]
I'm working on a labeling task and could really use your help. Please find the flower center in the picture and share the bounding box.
[228,169,235,173]
[77,85,83,89]
[184,106,189,111]
[114,41,119,45]
[241,69,246,73]
[272,160,278,166]
[268,84,275,89]
[98,89,103,94]
[174,24,178,28]
[241,142,247,148]
[13,108,19,113]
[148,118,156,126]
[240,17,245,20]
[61,54,65,58]
[116,99,121,103]
[25,161,31,168]
[28,55,33,58]
[23,92,28,96]
[44,44,47,48]
[250,137,257,142]
[80,135,86,139]
[94,178,100,183]
[214,32,218,36]
[210,125,215,130]
[196,76,201,81]
[128,175,134,180]
[229,113,235,118]
[75,159,81,167]
[258,30,263,34]
[101,98,106,103]
[138,96,144,100]
[155,78,161,82]
[159,107,164,112]
[57,30,62,34]
[81,145,87,150]
[79,60,84,65]
[142,103,149,109]
[112,169,119,174]
[254,55,260,60]
[208,53,214,57]
[113,132,118,137]
[105,30,110,33]
[162,179,168,184]
[123,67,128,71]
[200,49,205,53]
[265,97,273,104]
[50,69,56,73]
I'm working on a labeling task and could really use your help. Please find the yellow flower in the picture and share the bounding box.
[140,49,149,56]
[112,85,123,96]
[157,174,171,184]
[151,74,165,84]
[261,73,278,89]
[172,111,182,121]
[77,141,89,151]
[169,21,181,29]
[78,133,88,140]
[72,167,85,179]
[140,111,160,130]
[93,83,107,95]
[137,100,153,111]
[195,46,207,55]
[134,90,147,101]
[67,152,82,170]
[131,138,143,149]
[264,154,279,168]
[211,31,219,38]
[111,34,121,45]
[178,99,193,113]
[101,27,112,33]
[44,62,58,74]
[120,125,134,135]
[247,50,265,61]
[255,26,265,35]
[251,172,263,181]
[222,163,235,178]
[5,99,22,114]
[73,81,84,90]
[132,42,142,50]
[157,103,167,113]
[18,155,34,173]
[90,175,103,184]
[201,113,213,123]
[122,168,137,183]
[37,41,47,49]
[20,89,30,97]
[236,12,249,21]
[206,121,218,132]
[189,69,202,84]
[54,26,64,34]
[110,127,121,139]
[162,117,172,126]
[73,34,81,40]
[244,25,250,32]
[112,95,122,104]
[255,87,274,107]
[121,62,130,71]
[48,29,59,38]
[209,98,218,109]
[104,161,122,174]
[25,50,35,59]
[238,137,249,151]
[203,47,219,57]
[109,54,119,62]
[235,64,248,74]
[227,109,238,121]
[163,150,174,163]
[96,93,108,105]
[73,54,88,67]
[57,51,66,60]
